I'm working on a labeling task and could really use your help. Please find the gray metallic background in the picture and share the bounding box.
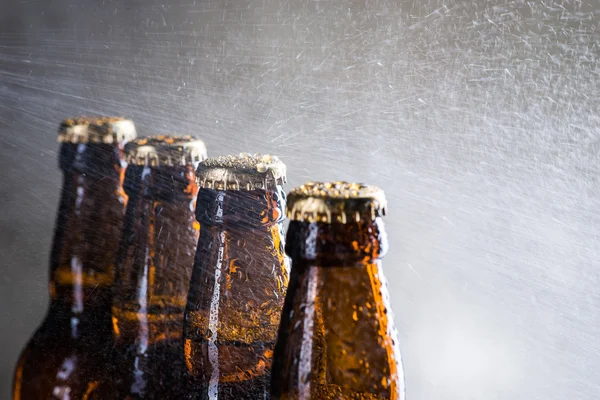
[0,0,598,399]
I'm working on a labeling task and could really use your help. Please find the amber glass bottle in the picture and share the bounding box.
[12,117,137,400]
[104,135,207,399]
[183,154,288,399]
[271,182,405,400]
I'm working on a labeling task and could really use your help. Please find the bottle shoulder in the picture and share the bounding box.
[13,333,113,400]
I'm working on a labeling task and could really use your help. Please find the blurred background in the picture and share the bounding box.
[0,0,598,399]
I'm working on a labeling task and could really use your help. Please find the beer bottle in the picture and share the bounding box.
[271,182,405,400]
[12,116,137,400]
[183,153,289,399]
[107,135,207,399]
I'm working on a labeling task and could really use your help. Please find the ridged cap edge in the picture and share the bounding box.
[286,181,387,224]
[125,135,208,166]
[196,153,286,190]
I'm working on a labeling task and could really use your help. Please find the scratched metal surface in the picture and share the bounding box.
[0,1,598,399]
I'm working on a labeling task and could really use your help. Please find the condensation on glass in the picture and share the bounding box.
[12,116,137,400]
[271,181,405,400]
[183,153,289,400]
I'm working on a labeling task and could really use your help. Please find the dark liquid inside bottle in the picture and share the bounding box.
[184,187,288,400]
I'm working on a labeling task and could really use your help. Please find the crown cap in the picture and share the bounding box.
[286,181,387,224]
[125,135,207,166]
[196,153,286,191]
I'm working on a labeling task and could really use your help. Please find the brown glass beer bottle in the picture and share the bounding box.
[12,117,137,400]
[183,154,289,400]
[104,135,207,399]
[271,182,405,400]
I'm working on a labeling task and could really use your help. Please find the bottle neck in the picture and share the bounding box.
[285,219,388,267]
[187,187,288,310]
[46,143,128,339]
[273,219,403,399]
[185,189,289,342]
[195,186,286,228]
[186,220,287,300]
[112,164,199,344]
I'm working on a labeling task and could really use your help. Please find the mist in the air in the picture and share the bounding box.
[0,0,598,399]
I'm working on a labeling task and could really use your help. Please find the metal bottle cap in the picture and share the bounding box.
[196,153,286,190]
[57,116,137,144]
[125,135,208,166]
[286,181,387,224]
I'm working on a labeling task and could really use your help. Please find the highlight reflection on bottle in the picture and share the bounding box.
[183,153,289,400]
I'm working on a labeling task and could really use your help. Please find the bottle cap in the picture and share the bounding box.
[58,116,137,144]
[125,135,208,166]
[286,181,387,224]
[196,153,286,190]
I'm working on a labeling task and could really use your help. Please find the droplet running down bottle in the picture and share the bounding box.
[183,153,289,400]
[271,181,405,400]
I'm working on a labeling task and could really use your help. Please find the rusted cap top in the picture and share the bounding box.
[58,116,137,144]
[196,153,286,190]
[125,135,207,167]
[286,181,387,224]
